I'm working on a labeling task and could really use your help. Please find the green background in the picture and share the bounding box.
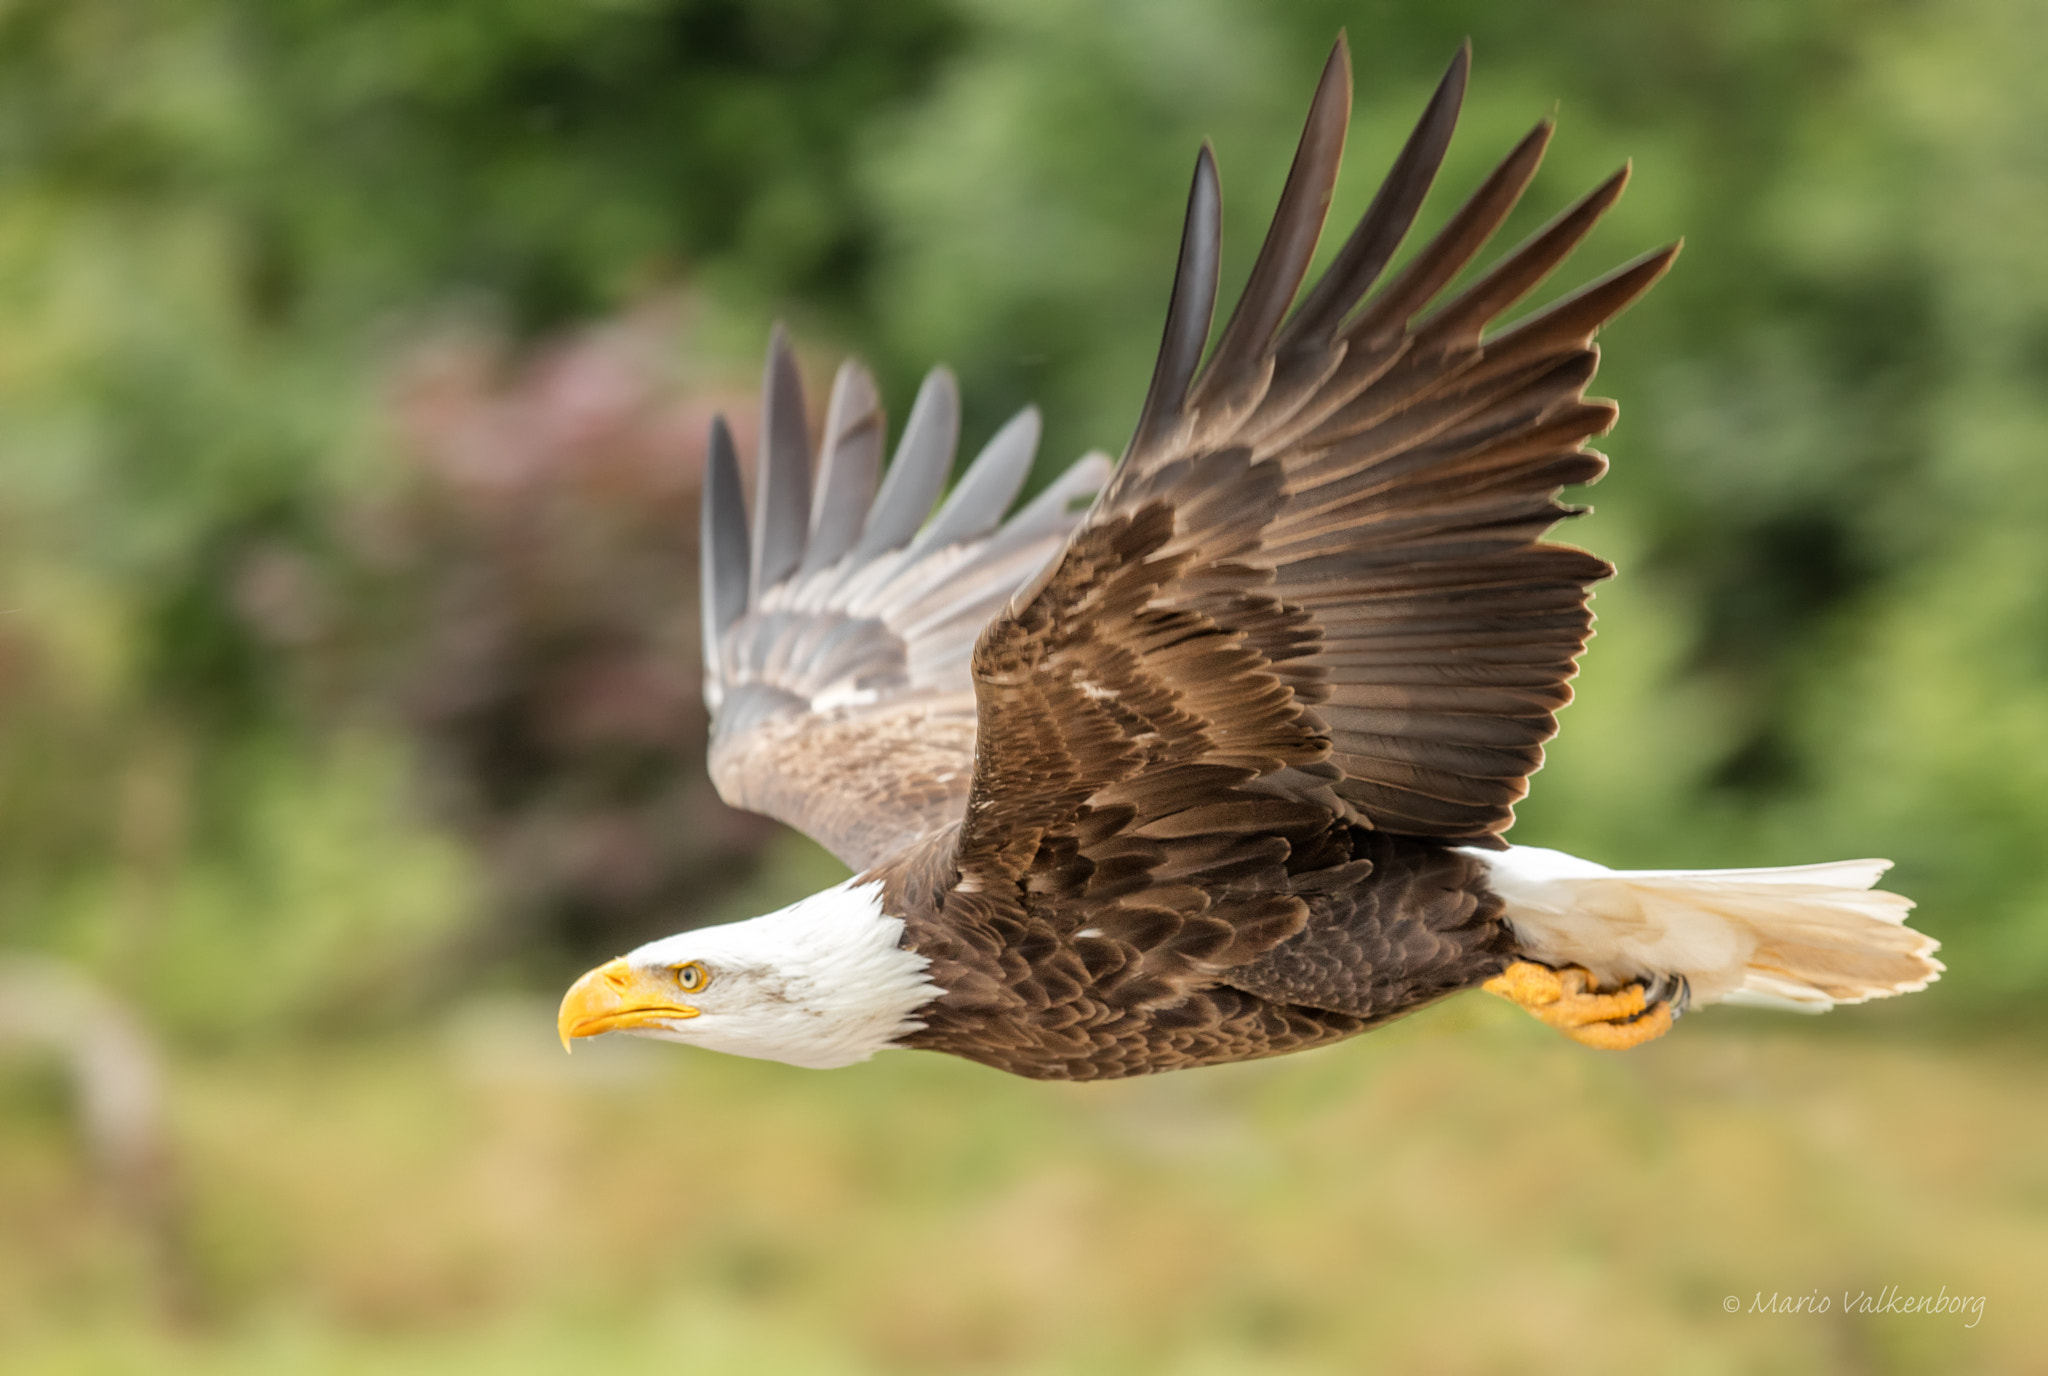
[0,0,2041,1371]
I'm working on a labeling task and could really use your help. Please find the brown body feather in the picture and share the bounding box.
[895,824,1511,1079]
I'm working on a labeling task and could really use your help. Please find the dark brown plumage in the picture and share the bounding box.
[869,39,1673,1077]
[695,38,1679,1078]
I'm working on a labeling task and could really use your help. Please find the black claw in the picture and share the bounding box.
[1637,970,1691,1021]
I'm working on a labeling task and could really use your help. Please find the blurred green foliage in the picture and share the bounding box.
[1,0,2045,1041]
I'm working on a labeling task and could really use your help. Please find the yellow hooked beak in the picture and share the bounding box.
[557,957,700,1051]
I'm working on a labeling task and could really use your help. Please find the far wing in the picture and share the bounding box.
[701,332,1109,869]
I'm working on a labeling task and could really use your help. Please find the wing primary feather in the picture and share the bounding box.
[1415,162,1632,350]
[975,450,1112,558]
[1191,36,1351,409]
[1279,41,1470,352]
[1475,241,1682,357]
[854,367,960,558]
[801,360,885,575]
[701,414,751,685]
[750,324,813,599]
[1127,143,1222,463]
[1340,118,1553,345]
[908,405,1041,557]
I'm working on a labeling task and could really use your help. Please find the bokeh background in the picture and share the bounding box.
[2,0,2044,1371]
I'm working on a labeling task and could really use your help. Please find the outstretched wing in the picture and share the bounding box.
[701,330,1109,869]
[954,39,1677,903]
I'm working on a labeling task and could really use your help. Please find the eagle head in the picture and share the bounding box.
[556,878,939,1070]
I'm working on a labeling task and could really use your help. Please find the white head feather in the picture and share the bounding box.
[607,878,940,1069]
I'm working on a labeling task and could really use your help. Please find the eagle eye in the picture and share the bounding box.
[674,961,710,994]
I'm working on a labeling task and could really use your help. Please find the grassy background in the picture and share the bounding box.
[1,0,2045,1370]
[4,980,2039,1373]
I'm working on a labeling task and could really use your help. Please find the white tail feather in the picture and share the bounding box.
[1464,845,1942,1011]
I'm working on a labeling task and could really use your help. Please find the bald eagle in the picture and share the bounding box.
[558,39,1939,1080]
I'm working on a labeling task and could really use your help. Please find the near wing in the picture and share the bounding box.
[956,39,1679,896]
[701,330,1110,869]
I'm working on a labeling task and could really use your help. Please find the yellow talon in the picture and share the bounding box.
[1564,1001,1673,1049]
[1483,960,1677,1050]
